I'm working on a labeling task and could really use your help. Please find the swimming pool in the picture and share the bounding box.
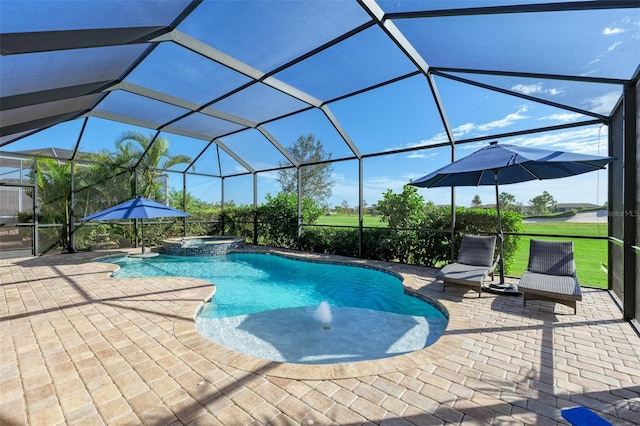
[107,252,448,364]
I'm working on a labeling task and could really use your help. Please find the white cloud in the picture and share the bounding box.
[410,132,451,148]
[258,170,278,181]
[382,101,607,161]
[583,91,621,115]
[585,57,601,69]
[510,83,564,97]
[406,150,439,161]
[607,41,622,51]
[603,26,624,35]
[539,113,583,122]
[511,83,542,95]
[384,132,449,152]
[500,126,608,155]
[387,106,534,153]
[453,122,476,136]
[583,18,639,76]
[328,124,612,207]
[330,173,413,206]
[477,106,529,131]
[367,175,411,190]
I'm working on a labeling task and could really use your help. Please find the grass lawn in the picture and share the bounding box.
[511,222,609,289]
[314,215,609,289]
[316,214,386,227]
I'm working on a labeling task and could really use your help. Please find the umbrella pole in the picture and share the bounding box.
[494,171,505,284]
[482,171,519,295]
[141,219,145,254]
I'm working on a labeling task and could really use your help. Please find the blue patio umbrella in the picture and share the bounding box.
[409,141,614,287]
[81,196,189,255]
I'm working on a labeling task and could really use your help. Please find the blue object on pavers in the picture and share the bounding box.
[561,407,611,425]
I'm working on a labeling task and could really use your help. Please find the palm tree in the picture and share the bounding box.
[74,155,132,216]
[113,131,192,200]
[34,158,73,252]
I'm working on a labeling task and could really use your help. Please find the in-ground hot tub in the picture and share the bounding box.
[163,236,245,256]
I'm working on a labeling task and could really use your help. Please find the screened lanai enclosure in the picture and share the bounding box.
[0,1,638,324]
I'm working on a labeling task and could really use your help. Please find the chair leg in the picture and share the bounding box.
[523,293,578,314]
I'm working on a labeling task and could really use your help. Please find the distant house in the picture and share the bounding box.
[0,186,33,223]
[554,203,602,213]
[0,147,86,222]
[10,147,77,159]
[0,152,36,223]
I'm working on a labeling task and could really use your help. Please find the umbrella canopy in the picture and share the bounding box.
[409,141,614,286]
[81,196,189,221]
[411,142,614,188]
[81,197,189,255]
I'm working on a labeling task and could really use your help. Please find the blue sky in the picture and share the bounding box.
[8,91,613,210]
[2,1,637,211]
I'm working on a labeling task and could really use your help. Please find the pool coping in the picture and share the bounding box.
[165,246,469,380]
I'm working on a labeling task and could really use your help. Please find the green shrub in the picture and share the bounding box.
[217,205,254,239]
[412,207,453,267]
[300,207,523,273]
[74,222,126,250]
[38,226,64,254]
[256,192,322,248]
[376,185,425,228]
[186,220,216,237]
[426,207,523,273]
[361,228,403,261]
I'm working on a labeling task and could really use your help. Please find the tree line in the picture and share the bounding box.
[30,131,528,267]
[471,191,559,215]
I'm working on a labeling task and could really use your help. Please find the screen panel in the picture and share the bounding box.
[274,25,416,102]
[330,75,448,155]
[395,8,640,79]
[178,0,370,72]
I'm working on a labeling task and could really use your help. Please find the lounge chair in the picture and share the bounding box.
[438,235,499,297]
[518,240,582,314]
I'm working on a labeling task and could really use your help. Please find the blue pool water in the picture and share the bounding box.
[107,253,448,364]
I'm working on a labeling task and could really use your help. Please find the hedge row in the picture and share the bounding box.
[298,208,522,273]
[219,206,522,274]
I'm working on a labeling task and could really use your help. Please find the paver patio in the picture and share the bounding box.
[1,248,639,425]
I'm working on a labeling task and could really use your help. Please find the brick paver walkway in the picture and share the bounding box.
[1,248,639,425]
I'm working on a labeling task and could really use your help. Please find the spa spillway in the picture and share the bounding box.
[163,236,245,256]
